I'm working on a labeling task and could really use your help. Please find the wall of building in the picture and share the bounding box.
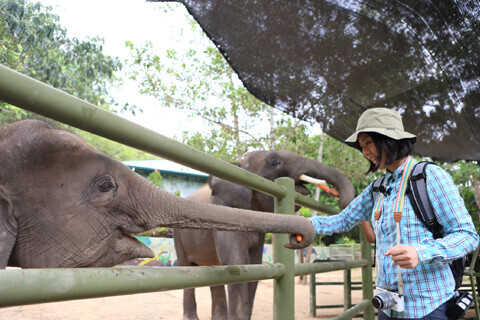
[121,237,369,267]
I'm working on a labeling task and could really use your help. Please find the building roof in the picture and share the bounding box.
[123,160,209,178]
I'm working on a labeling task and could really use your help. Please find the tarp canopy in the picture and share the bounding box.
[158,0,480,162]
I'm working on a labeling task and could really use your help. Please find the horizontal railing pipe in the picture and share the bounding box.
[294,260,369,277]
[0,64,338,214]
[331,300,371,320]
[295,193,340,215]
[0,264,285,308]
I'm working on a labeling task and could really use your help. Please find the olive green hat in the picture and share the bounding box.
[345,108,417,149]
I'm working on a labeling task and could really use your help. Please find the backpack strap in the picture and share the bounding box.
[406,161,443,239]
[372,175,385,203]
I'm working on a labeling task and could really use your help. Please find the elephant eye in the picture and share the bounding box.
[271,159,282,167]
[98,179,116,192]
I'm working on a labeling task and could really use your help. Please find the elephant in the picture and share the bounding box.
[173,150,356,320]
[0,120,317,269]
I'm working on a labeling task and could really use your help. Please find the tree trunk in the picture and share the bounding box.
[269,106,275,150]
[472,178,480,214]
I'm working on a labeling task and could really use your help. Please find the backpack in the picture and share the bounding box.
[372,161,466,291]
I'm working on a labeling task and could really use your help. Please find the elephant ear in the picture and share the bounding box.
[0,185,17,269]
[209,165,253,210]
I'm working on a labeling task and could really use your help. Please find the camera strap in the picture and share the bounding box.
[373,156,415,296]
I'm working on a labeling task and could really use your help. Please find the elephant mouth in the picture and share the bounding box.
[299,174,340,200]
[118,227,155,259]
[295,174,324,196]
[299,174,326,186]
[295,183,311,196]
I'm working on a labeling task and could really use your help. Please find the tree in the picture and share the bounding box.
[0,0,155,161]
[127,40,272,161]
[441,160,480,233]
[0,0,122,111]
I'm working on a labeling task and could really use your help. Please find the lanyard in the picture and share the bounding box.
[373,156,415,295]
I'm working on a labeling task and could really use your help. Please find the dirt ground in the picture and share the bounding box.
[1,269,477,320]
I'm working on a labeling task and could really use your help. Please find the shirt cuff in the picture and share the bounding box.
[411,243,430,263]
[411,243,443,265]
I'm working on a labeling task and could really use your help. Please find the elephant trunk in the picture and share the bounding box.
[302,159,355,209]
[138,185,315,249]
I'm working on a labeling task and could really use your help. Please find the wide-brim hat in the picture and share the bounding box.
[345,108,417,149]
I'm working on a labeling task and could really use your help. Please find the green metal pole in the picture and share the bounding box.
[360,231,375,320]
[331,300,371,320]
[344,268,352,310]
[0,264,285,308]
[273,177,296,319]
[295,259,369,277]
[310,273,317,317]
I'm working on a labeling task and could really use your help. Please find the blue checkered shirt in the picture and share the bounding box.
[309,159,479,318]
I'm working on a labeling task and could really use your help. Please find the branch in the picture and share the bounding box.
[181,104,265,147]
[281,118,302,150]
[472,178,480,219]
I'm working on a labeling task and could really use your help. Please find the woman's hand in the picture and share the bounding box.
[385,245,419,269]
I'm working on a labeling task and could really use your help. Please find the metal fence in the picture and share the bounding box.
[0,64,374,319]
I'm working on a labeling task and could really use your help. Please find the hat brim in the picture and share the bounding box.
[345,127,417,150]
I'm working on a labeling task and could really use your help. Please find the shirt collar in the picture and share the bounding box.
[385,157,415,182]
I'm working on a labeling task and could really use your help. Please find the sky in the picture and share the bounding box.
[38,0,208,139]
[37,0,321,142]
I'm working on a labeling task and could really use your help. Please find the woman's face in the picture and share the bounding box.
[358,133,386,169]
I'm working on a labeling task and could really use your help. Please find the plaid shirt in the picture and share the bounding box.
[309,158,479,318]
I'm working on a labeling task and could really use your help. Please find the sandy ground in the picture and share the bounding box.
[1,269,477,319]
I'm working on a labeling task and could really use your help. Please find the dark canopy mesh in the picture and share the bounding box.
[158,0,480,162]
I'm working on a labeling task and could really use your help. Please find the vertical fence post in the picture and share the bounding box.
[273,177,296,319]
[360,231,375,319]
[344,268,352,310]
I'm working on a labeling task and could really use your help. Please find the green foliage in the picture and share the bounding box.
[0,0,155,161]
[298,207,313,218]
[265,233,272,244]
[0,0,122,111]
[126,38,273,161]
[147,170,165,188]
[335,236,356,245]
[73,128,160,161]
[0,105,27,125]
[439,160,480,233]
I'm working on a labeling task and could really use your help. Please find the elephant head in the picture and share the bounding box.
[209,150,355,213]
[0,120,317,269]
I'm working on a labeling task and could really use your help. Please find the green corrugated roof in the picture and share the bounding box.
[123,160,208,177]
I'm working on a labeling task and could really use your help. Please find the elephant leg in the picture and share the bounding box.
[227,283,251,320]
[182,288,199,320]
[215,231,256,320]
[210,285,227,320]
[174,230,199,320]
[247,233,265,312]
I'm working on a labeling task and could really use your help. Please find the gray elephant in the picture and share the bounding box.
[174,150,355,320]
[0,120,317,269]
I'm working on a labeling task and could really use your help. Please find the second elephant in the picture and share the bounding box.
[173,150,356,320]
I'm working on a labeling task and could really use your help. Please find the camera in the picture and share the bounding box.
[372,287,405,312]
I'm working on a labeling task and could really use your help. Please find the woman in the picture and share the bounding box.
[309,108,479,319]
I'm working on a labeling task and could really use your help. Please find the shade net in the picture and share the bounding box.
[157,0,480,162]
